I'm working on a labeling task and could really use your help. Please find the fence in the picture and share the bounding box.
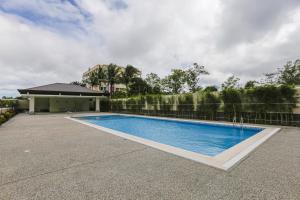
[101,102,300,127]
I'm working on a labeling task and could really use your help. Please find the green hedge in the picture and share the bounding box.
[0,110,16,126]
[109,84,297,114]
[0,100,17,108]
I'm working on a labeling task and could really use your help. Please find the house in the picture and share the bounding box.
[82,64,126,93]
[18,83,107,113]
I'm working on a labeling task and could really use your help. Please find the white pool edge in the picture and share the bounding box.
[65,114,281,171]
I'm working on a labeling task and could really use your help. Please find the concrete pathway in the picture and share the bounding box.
[0,114,299,200]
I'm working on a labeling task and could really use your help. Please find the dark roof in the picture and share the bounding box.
[18,83,105,96]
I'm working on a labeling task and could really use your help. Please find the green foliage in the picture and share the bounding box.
[126,98,140,111]
[128,77,150,96]
[0,115,6,125]
[107,63,122,94]
[203,86,218,92]
[244,81,257,89]
[122,65,141,92]
[221,88,242,113]
[221,75,240,89]
[160,96,173,111]
[185,63,209,92]
[197,92,221,115]
[162,69,186,94]
[70,81,86,87]
[245,84,296,113]
[0,110,16,126]
[277,60,300,85]
[111,99,124,111]
[111,91,127,99]
[145,73,161,94]
[99,98,110,112]
[0,99,17,107]
[177,93,194,111]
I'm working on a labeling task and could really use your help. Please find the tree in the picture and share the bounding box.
[107,63,122,96]
[221,88,242,114]
[84,71,99,89]
[145,73,161,94]
[70,81,86,87]
[162,69,186,94]
[262,72,279,85]
[185,63,209,92]
[221,75,240,89]
[122,65,141,93]
[96,67,108,91]
[197,91,221,119]
[277,60,300,85]
[244,80,257,89]
[203,86,218,92]
[128,77,150,95]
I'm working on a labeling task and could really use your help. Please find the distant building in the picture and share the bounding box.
[82,64,126,93]
[18,83,106,113]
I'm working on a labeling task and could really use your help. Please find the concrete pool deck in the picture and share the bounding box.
[0,113,299,199]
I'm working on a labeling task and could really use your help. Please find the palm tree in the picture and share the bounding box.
[84,71,99,90]
[123,65,141,93]
[95,67,107,91]
[107,63,122,96]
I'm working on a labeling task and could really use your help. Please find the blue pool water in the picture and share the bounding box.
[78,115,263,156]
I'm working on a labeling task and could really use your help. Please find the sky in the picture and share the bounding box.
[0,0,300,97]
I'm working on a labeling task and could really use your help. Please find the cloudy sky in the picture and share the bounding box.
[0,0,300,97]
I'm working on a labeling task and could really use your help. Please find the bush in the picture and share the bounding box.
[111,100,124,111]
[221,88,242,113]
[244,84,296,113]
[160,96,173,112]
[177,93,194,112]
[0,110,15,125]
[0,115,6,125]
[100,99,110,112]
[0,100,17,108]
[197,92,221,116]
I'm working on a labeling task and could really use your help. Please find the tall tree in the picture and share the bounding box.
[95,67,108,91]
[70,81,86,87]
[128,77,150,95]
[185,63,209,92]
[162,69,186,94]
[84,71,99,89]
[122,65,141,93]
[244,80,257,89]
[145,73,161,94]
[221,75,240,89]
[277,60,300,85]
[107,63,122,95]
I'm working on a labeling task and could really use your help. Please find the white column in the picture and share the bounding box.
[95,97,100,112]
[29,96,35,114]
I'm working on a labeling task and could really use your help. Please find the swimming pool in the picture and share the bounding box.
[68,114,280,170]
[78,115,262,156]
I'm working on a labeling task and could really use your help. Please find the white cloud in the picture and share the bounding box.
[0,0,300,97]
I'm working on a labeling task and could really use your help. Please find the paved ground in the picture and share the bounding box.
[0,114,299,200]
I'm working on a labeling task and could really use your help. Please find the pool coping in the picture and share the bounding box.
[65,113,281,171]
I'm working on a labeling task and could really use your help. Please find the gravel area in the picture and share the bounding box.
[0,113,299,200]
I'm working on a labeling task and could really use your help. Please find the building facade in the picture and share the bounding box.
[82,64,126,93]
[18,83,106,113]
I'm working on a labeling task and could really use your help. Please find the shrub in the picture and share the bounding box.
[221,88,242,114]
[197,92,221,116]
[0,115,6,125]
[100,99,110,112]
[111,100,124,111]
[177,93,194,111]
[160,96,173,112]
